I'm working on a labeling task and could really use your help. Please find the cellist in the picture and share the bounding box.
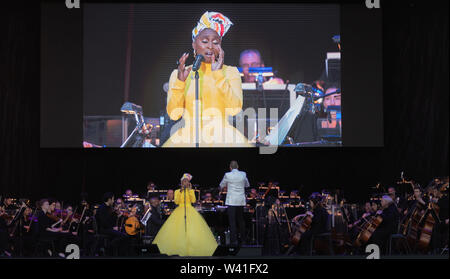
[403,186,428,219]
[429,185,448,253]
[292,193,329,255]
[367,195,400,251]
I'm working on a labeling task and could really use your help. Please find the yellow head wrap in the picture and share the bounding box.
[192,11,233,41]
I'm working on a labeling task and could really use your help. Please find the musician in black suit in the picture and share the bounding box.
[367,195,400,251]
[293,193,329,255]
[388,186,407,216]
[430,186,449,253]
[147,197,165,238]
[96,192,130,256]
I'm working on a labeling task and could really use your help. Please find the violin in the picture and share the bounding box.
[46,212,60,222]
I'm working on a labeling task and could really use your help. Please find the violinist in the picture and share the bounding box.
[81,204,98,256]
[11,206,35,256]
[61,205,80,234]
[96,192,130,256]
[367,195,400,251]
[292,193,329,255]
[37,199,71,258]
[54,201,62,213]
[2,196,17,211]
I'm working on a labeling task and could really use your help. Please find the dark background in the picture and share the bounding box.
[83,4,340,117]
[1,0,448,206]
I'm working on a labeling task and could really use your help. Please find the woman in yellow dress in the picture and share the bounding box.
[152,173,218,256]
[163,11,252,148]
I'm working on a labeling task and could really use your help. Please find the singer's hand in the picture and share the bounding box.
[177,52,191,82]
[211,46,224,71]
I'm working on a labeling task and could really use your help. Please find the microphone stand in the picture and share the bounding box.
[195,70,200,148]
[184,186,187,233]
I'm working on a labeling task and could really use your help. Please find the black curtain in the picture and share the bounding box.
[1,0,448,204]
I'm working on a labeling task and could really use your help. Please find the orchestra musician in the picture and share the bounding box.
[145,181,159,199]
[166,189,175,202]
[366,195,400,251]
[318,85,341,130]
[404,186,428,217]
[81,204,98,257]
[248,188,260,199]
[146,197,165,238]
[36,199,73,258]
[123,189,134,199]
[0,205,12,257]
[219,160,250,247]
[161,189,176,214]
[239,49,284,85]
[429,185,449,252]
[96,192,131,256]
[202,192,215,203]
[2,196,18,211]
[292,193,330,255]
[387,186,407,215]
[347,202,375,243]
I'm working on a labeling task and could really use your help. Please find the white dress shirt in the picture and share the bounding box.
[219,169,250,206]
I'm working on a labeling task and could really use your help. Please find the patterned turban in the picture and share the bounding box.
[192,11,233,41]
[180,173,193,182]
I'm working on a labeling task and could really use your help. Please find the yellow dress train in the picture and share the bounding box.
[152,189,218,256]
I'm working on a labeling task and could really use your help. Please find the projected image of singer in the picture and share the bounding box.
[163,11,251,147]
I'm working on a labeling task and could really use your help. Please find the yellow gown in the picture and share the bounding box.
[152,189,218,256]
[163,62,252,147]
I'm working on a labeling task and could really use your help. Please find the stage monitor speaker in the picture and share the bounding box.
[213,245,262,257]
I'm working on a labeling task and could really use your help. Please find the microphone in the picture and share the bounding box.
[192,54,204,71]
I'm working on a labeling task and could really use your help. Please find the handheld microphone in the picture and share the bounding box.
[192,54,204,71]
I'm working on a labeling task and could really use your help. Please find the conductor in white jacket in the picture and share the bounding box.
[219,161,250,246]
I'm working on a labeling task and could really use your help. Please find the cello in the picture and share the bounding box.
[417,200,440,251]
[405,202,427,249]
[354,212,383,248]
[290,212,313,246]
